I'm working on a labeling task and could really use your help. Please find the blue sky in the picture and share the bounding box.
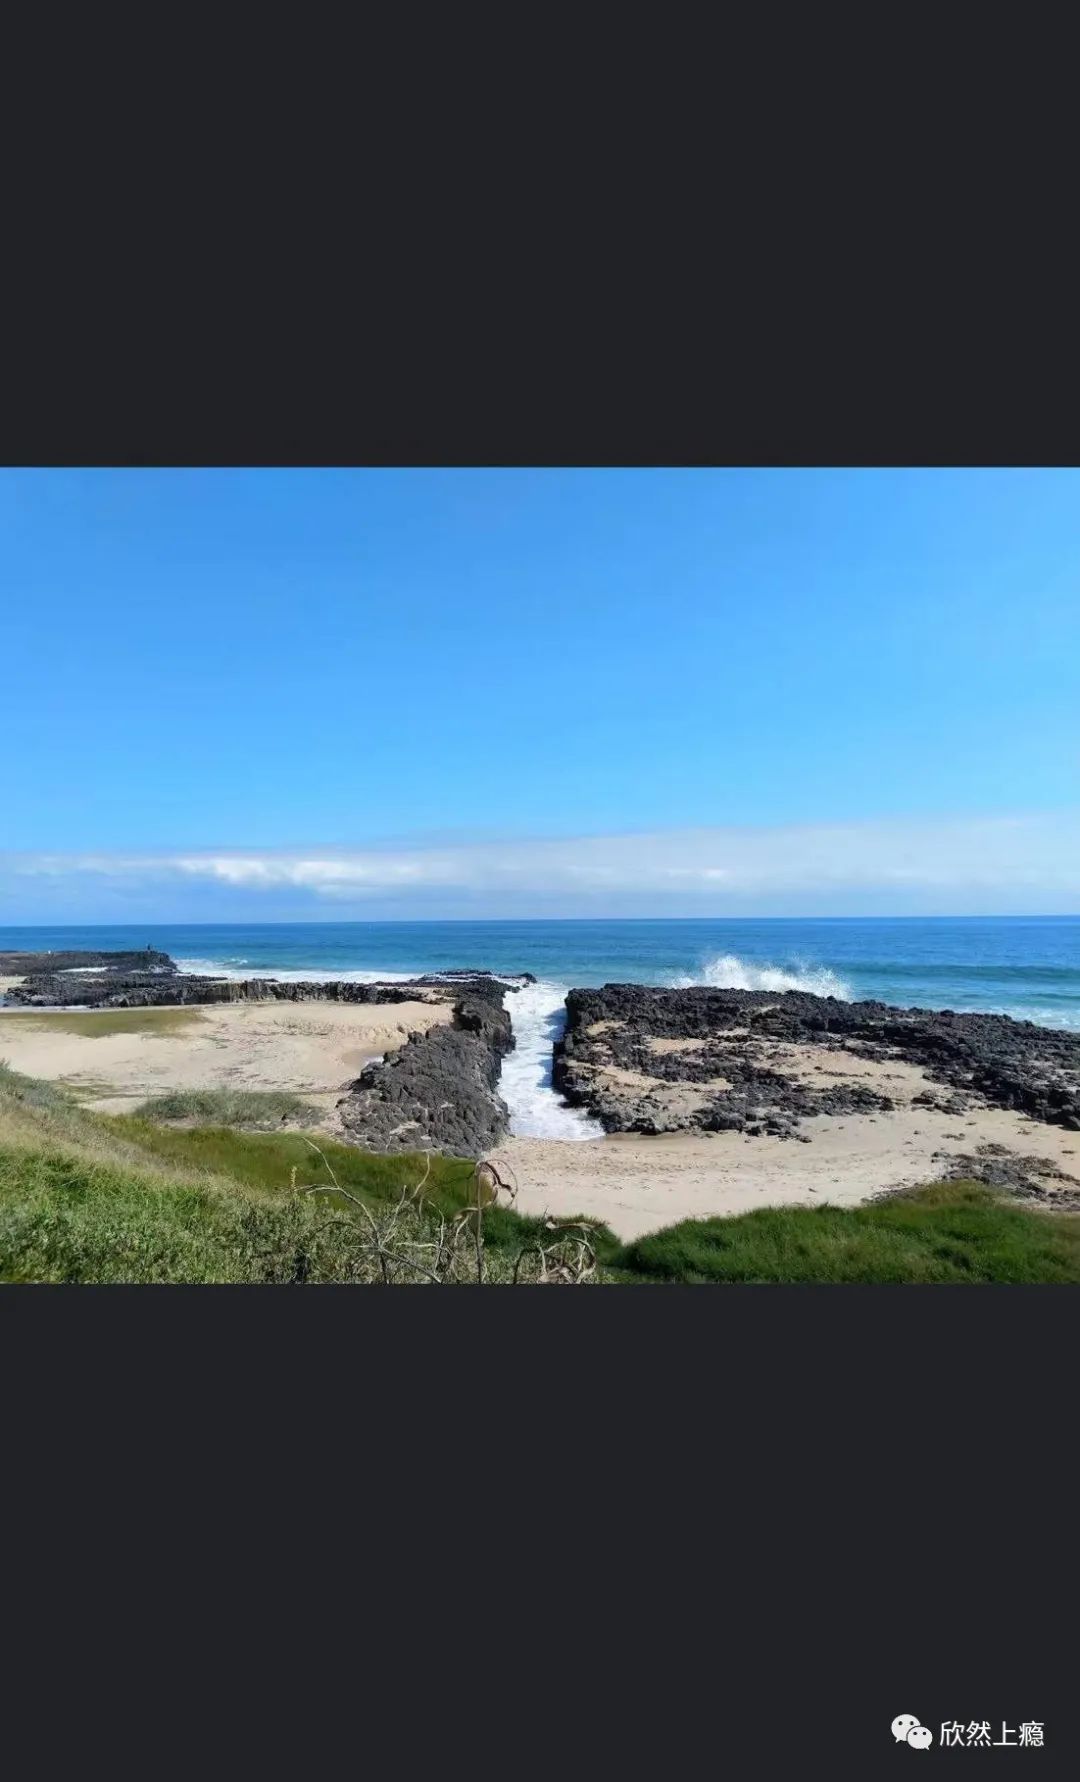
[2,467,1078,918]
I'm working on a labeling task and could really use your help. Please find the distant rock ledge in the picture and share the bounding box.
[0,948,175,985]
[1,951,534,1011]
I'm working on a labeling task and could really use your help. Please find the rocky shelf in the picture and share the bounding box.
[336,989,514,1158]
[2,951,532,1013]
[552,984,1080,1138]
[0,948,176,988]
[14,952,1079,1158]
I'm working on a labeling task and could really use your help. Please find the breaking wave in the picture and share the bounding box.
[671,952,853,999]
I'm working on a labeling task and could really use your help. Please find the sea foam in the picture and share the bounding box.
[176,958,418,984]
[500,980,603,1140]
[671,952,853,999]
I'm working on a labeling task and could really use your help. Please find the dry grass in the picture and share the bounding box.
[135,1087,320,1128]
[293,1147,598,1284]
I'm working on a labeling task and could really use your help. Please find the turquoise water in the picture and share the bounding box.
[2,917,1079,1028]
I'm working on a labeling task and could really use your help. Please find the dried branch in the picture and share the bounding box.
[291,1141,597,1284]
[513,1219,599,1285]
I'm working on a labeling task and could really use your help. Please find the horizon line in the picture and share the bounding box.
[2,913,1079,929]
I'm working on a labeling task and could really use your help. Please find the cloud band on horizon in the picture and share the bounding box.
[2,812,1079,919]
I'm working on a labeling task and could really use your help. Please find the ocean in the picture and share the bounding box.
[3,918,1078,1139]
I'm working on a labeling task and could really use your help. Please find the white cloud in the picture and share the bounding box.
[4,810,1080,914]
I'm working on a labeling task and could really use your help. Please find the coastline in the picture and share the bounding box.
[4,918,1079,1028]
[4,945,1080,1243]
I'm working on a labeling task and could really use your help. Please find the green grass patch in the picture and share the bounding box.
[619,1181,1080,1283]
[6,1061,1077,1285]
[0,1007,206,1037]
[100,1114,619,1257]
[134,1088,320,1128]
[106,1115,478,1207]
[0,1065,618,1281]
[0,1141,411,1284]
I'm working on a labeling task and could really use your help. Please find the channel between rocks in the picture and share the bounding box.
[337,977,603,1152]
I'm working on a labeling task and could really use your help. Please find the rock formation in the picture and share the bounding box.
[336,989,514,1157]
[553,985,1080,1137]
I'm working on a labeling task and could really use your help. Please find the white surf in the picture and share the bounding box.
[176,958,418,984]
[671,952,852,999]
[500,980,603,1140]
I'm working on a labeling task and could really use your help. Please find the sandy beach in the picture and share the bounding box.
[491,1039,1080,1237]
[3,980,1079,1240]
[491,1106,1080,1239]
[0,999,451,1124]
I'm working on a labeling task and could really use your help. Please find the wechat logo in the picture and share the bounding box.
[893,1715,934,1749]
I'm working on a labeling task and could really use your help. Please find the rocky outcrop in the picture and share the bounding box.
[7,975,460,1010]
[554,985,1080,1137]
[0,948,175,985]
[337,992,514,1157]
[931,1144,1080,1210]
[8,971,191,1007]
[4,957,520,1013]
[408,969,536,987]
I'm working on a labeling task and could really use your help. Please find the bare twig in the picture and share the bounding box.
[292,1139,596,1285]
[513,1218,599,1285]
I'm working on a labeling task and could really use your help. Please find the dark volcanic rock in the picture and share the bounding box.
[930,1146,1080,1210]
[553,985,1080,1138]
[1,948,175,983]
[409,969,536,988]
[2,951,180,1007]
[0,949,175,976]
[4,965,510,1013]
[336,993,514,1157]
[7,970,192,1008]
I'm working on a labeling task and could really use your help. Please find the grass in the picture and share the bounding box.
[134,1088,321,1128]
[101,1113,624,1262]
[0,1007,205,1037]
[619,1181,1080,1283]
[2,1062,1079,1284]
[110,1114,475,1204]
[0,1064,616,1282]
[0,1144,338,1284]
